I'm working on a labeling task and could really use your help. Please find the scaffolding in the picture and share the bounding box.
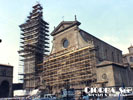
[40,44,97,94]
[18,3,49,91]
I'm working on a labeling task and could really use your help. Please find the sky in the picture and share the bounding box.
[0,0,133,83]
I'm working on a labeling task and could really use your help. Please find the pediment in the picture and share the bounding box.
[51,21,81,36]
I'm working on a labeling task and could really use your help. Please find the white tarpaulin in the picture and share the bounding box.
[29,89,39,96]
[14,90,27,96]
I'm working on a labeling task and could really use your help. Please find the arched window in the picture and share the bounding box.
[112,52,114,62]
[105,49,108,60]
[0,81,9,97]
[96,46,99,58]
[117,54,120,63]
[130,57,133,62]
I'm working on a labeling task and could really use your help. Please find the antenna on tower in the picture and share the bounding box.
[75,15,77,21]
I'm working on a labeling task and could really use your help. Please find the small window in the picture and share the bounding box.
[2,69,6,76]
[130,57,133,62]
[102,73,107,80]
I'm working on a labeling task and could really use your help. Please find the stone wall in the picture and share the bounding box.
[80,30,122,64]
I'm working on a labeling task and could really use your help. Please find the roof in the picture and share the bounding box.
[51,20,81,36]
[32,3,41,8]
[79,29,122,52]
[0,63,13,68]
[128,45,133,49]
[123,52,133,57]
[96,61,125,68]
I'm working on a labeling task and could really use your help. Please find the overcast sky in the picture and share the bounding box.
[0,0,133,83]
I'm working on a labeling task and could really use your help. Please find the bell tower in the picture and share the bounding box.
[18,3,49,91]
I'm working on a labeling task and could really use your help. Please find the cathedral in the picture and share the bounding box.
[39,19,133,97]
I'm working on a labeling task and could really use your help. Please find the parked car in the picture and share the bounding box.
[34,94,56,100]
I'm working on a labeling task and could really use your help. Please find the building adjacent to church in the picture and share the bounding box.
[0,64,13,97]
[123,45,133,68]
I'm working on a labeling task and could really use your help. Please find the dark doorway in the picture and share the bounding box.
[0,80,9,97]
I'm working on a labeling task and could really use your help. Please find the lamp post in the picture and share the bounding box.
[64,79,69,100]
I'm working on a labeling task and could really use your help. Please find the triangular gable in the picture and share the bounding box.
[51,21,81,36]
